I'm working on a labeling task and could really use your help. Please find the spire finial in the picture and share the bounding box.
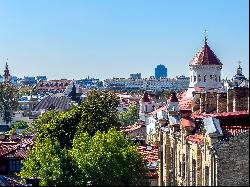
[238,60,242,67]
[204,29,208,44]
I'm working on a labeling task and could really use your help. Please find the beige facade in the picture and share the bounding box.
[158,87,249,186]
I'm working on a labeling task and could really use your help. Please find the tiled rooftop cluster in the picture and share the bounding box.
[0,135,35,159]
[138,144,158,178]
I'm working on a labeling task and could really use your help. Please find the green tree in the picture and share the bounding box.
[0,83,19,124]
[24,90,121,148]
[78,90,121,136]
[37,105,83,149]
[10,120,29,130]
[71,129,147,186]
[19,137,83,186]
[22,110,59,135]
[20,129,147,186]
[119,104,139,127]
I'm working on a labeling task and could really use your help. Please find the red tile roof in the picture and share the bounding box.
[120,123,145,133]
[192,111,249,119]
[181,117,195,128]
[186,134,204,145]
[190,41,222,66]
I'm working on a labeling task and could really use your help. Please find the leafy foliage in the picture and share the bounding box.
[78,90,121,136]
[24,90,121,148]
[71,128,147,186]
[0,83,19,124]
[22,110,59,135]
[119,104,139,127]
[10,120,29,130]
[19,137,82,186]
[20,129,146,186]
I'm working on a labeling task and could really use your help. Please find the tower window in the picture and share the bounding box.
[194,76,197,82]
[215,75,217,82]
[219,76,221,82]
[198,75,201,82]
[204,75,207,82]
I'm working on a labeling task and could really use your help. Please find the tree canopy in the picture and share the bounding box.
[19,90,147,186]
[0,83,19,124]
[119,104,139,127]
[20,129,147,186]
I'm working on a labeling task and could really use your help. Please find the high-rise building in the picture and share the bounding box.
[155,64,167,79]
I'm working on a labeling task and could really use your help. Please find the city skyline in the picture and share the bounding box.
[0,0,249,80]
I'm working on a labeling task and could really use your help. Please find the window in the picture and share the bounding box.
[190,76,192,82]
[215,75,217,82]
[198,75,201,82]
[194,76,197,82]
[8,160,22,173]
[210,75,213,80]
[204,75,207,82]
[219,76,221,82]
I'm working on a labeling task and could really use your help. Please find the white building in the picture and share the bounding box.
[104,76,189,91]
[186,37,223,97]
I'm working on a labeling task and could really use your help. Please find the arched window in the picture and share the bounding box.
[219,76,221,82]
[194,76,197,82]
[198,75,201,82]
[204,75,207,82]
[215,75,217,82]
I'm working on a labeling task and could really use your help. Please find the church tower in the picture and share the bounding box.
[186,35,223,97]
[3,61,11,83]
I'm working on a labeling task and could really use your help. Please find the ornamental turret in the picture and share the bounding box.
[186,35,223,97]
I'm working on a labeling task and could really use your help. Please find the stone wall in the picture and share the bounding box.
[217,92,227,113]
[215,131,249,186]
[233,87,249,112]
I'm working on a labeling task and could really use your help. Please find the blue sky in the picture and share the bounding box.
[0,0,248,80]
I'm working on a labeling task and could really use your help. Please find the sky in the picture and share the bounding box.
[0,0,249,80]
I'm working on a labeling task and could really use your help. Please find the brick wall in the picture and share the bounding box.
[215,131,249,186]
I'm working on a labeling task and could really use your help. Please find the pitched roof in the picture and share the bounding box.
[190,41,222,66]
[33,93,72,112]
[169,92,178,102]
[141,92,150,102]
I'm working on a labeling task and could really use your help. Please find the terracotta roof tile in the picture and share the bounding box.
[190,42,222,66]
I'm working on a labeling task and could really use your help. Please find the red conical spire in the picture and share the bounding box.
[190,33,222,66]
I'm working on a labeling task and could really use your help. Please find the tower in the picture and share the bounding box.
[155,64,167,79]
[3,61,11,83]
[186,34,223,97]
